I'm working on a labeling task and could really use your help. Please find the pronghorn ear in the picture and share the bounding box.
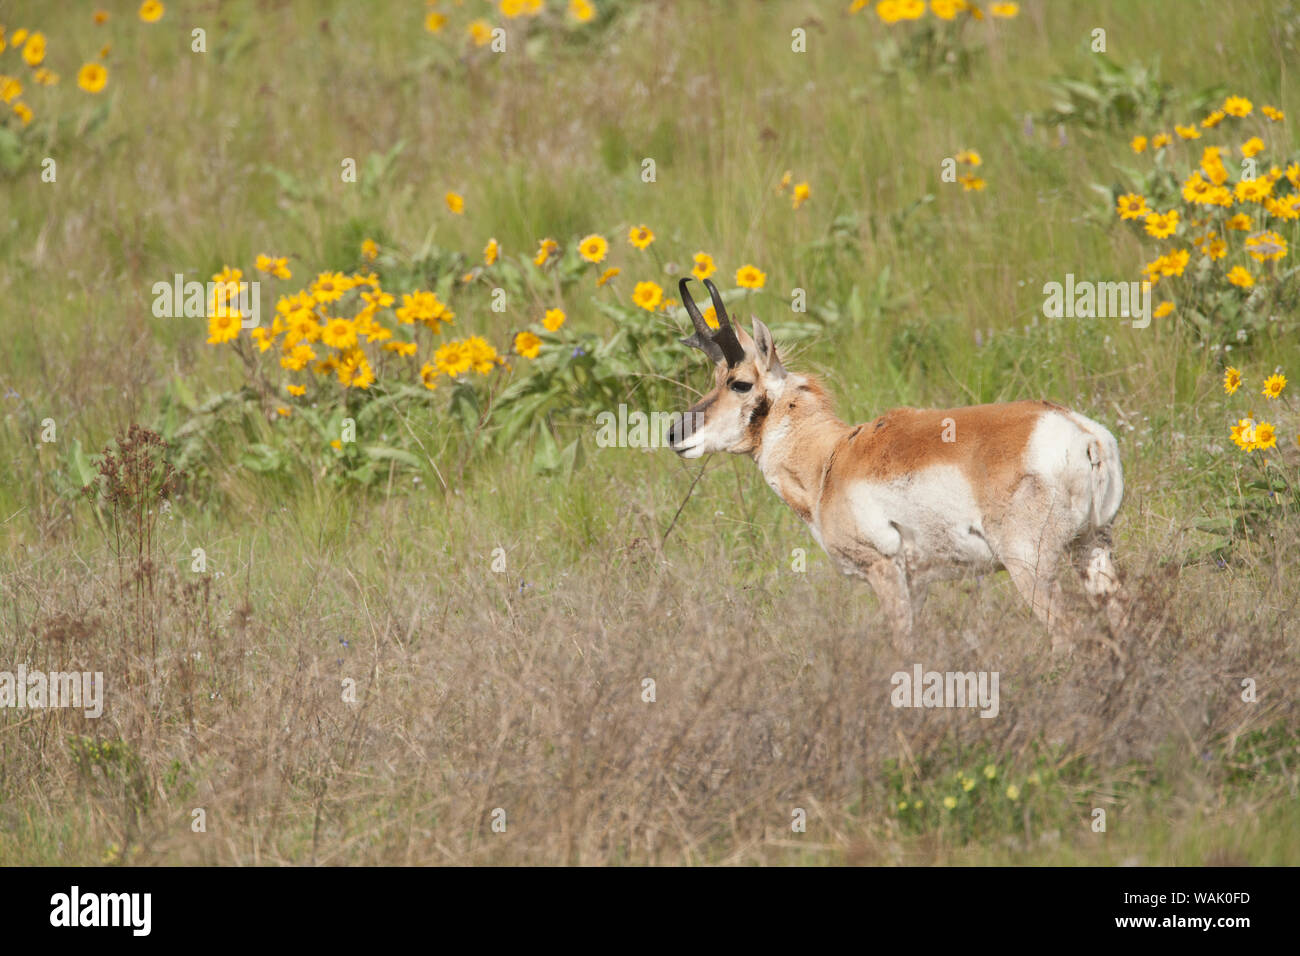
[751,318,785,379]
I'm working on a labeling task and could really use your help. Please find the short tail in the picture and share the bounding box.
[1086,436,1124,531]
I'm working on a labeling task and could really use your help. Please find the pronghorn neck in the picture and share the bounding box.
[752,375,850,524]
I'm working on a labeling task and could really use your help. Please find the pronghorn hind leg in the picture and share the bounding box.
[1075,528,1129,636]
[863,557,914,650]
[1000,556,1071,652]
[988,479,1078,653]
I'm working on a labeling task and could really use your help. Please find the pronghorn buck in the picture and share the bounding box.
[667,278,1127,651]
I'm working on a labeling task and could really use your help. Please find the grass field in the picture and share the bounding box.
[1,0,1298,865]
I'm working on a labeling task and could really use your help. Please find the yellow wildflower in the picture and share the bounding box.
[515,330,542,359]
[632,281,664,311]
[736,264,767,289]
[579,234,609,263]
[628,225,655,250]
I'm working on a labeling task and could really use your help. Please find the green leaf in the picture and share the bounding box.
[362,445,422,469]
[0,126,25,176]
[559,436,584,478]
[449,380,480,434]
[532,423,561,475]
[239,443,287,474]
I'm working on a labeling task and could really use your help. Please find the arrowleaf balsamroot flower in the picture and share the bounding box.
[1227,266,1254,288]
[395,290,453,332]
[21,31,45,66]
[1261,374,1287,400]
[255,254,291,280]
[1230,418,1255,451]
[207,311,240,345]
[78,62,108,93]
[691,252,716,281]
[533,238,558,266]
[515,331,542,359]
[631,281,663,311]
[310,271,350,304]
[1244,231,1287,263]
[542,308,565,332]
[434,340,471,377]
[320,318,358,350]
[1252,422,1278,451]
[735,264,766,289]
[627,225,654,249]
[1143,210,1179,238]
[463,336,502,374]
[1223,95,1252,117]
[876,0,926,25]
[579,234,608,263]
[1238,179,1274,204]
[1116,193,1149,220]
[931,0,963,21]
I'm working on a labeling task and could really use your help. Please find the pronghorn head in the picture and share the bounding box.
[667,277,787,459]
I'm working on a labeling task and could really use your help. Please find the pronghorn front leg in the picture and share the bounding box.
[864,557,914,648]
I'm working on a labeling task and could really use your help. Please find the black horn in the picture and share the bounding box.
[679,277,725,364]
[678,278,746,367]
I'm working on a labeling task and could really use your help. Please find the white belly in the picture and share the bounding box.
[843,465,999,578]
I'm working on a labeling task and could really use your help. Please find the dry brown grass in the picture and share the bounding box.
[3,469,1296,866]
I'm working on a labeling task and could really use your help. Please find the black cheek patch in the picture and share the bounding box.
[747,396,771,434]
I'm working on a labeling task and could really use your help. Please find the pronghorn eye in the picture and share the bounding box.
[730,380,753,393]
